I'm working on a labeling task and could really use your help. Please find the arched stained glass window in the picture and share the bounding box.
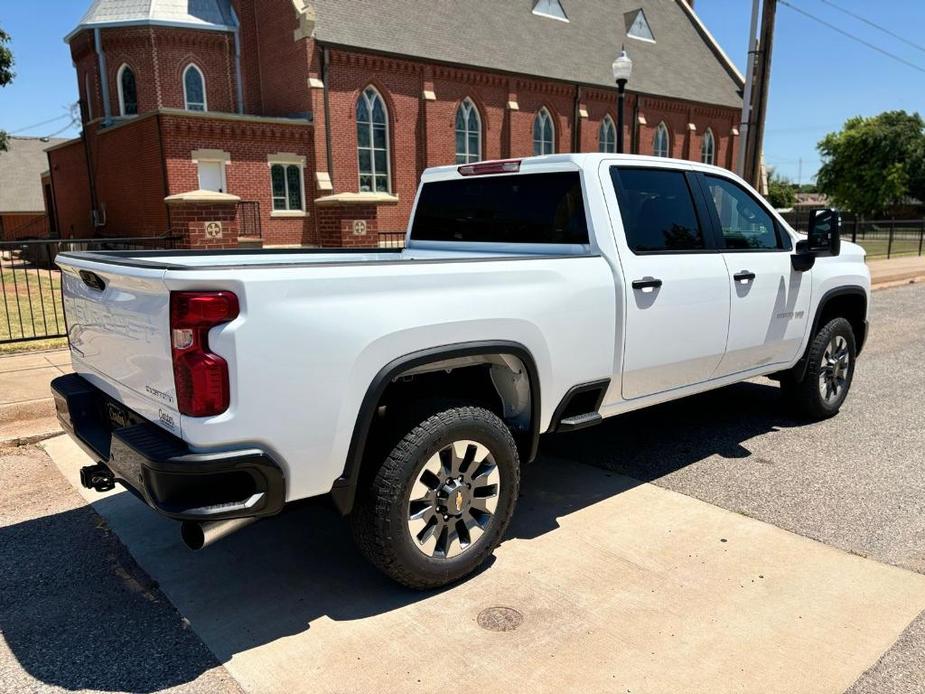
[455,98,482,164]
[356,86,391,193]
[117,64,137,116]
[599,115,617,153]
[653,121,670,157]
[183,64,206,112]
[533,108,555,155]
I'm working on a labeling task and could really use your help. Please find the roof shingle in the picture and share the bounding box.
[312,0,743,109]
[66,0,236,41]
[0,137,67,214]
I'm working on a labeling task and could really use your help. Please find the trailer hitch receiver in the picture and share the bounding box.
[80,464,116,492]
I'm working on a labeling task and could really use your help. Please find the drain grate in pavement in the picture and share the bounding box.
[477,606,524,632]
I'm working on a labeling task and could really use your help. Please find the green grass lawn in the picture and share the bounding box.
[854,237,923,259]
[0,261,66,346]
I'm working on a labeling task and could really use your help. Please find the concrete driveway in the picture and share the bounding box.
[2,282,924,693]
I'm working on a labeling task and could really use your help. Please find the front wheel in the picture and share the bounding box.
[351,406,520,589]
[782,317,856,420]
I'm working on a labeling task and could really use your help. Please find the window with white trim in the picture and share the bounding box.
[117,64,137,116]
[356,86,391,193]
[599,115,617,153]
[268,158,305,211]
[653,121,670,157]
[533,108,555,155]
[455,98,482,164]
[701,128,716,165]
[183,64,207,112]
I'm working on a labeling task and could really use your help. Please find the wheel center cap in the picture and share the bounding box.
[438,479,468,516]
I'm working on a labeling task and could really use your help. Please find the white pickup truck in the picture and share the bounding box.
[52,154,870,588]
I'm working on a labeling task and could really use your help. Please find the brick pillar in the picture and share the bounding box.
[314,193,399,248]
[164,190,241,250]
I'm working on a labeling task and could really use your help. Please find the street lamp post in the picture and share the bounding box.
[611,48,633,154]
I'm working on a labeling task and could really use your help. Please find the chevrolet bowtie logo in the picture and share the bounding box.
[455,493,463,513]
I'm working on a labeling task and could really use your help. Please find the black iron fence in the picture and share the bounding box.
[0,235,176,345]
[780,211,925,260]
[378,231,406,248]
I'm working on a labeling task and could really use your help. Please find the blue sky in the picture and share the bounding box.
[0,0,923,183]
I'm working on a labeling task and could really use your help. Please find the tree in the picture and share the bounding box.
[816,111,925,217]
[766,171,796,209]
[910,136,925,204]
[0,26,14,151]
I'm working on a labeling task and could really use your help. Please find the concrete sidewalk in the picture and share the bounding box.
[0,349,70,445]
[868,256,925,289]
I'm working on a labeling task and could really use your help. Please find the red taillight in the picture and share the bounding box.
[170,291,239,417]
[458,159,521,176]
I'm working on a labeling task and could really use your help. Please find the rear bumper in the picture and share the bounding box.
[51,373,285,521]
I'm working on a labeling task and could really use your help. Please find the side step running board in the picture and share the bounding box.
[556,412,602,432]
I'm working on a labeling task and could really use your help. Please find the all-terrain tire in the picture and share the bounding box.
[781,317,856,420]
[351,406,520,590]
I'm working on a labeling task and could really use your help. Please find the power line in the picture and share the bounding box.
[45,118,79,139]
[779,0,925,74]
[9,112,72,134]
[818,0,925,55]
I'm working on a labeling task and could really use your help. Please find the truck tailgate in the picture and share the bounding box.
[57,256,181,434]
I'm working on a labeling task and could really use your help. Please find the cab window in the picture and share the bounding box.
[610,167,706,253]
[703,175,784,250]
[410,172,588,244]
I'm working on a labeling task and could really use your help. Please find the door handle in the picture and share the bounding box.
[631,277,663,290]
[733,270,756,283]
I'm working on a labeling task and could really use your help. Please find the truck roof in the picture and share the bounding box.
[420,153,735,183]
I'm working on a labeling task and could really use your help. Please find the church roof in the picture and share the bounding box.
[65,0,236,41]
[312,0,743,109]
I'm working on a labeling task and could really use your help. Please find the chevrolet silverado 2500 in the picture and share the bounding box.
[52,154,870,588]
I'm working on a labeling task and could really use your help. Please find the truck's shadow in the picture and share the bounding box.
[1,380,803,692]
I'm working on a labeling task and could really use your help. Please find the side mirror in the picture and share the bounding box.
[792,208,840,272]
[807,208,841,256]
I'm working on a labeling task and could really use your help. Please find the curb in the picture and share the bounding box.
[871,275,924,291]
[0,429,63,449]
[0,398,56,426]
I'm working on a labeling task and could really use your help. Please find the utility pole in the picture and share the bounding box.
[736,0,760,178]
[743,0,777,191]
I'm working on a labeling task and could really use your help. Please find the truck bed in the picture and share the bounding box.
[56,244,588,271]
[55,245,615,501]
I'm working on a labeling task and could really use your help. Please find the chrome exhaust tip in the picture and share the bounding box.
[180,517,258,551]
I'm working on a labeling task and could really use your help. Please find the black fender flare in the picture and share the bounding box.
[794,286,868,380]
[330,340,541,515]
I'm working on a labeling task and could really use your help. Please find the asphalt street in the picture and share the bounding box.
[0,282,922,693]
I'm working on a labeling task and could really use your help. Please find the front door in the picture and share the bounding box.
[605,164,731,400]
[697,173,811,376]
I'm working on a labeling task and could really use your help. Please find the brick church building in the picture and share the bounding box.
[45,0,744,248]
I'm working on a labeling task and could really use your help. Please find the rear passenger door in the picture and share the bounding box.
[697,173,811,377]
[605,164,731,400]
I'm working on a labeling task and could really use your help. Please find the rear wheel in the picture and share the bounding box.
[782,317,856,420]
[351,405,520,589]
